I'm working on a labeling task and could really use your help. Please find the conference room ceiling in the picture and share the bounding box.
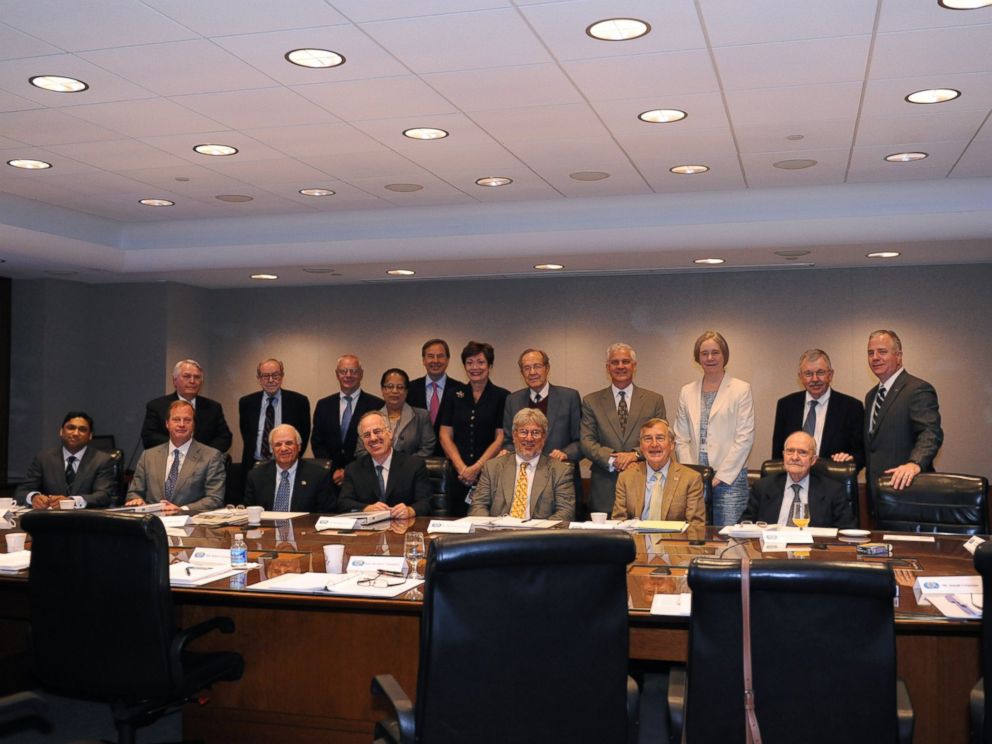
[0,0,990,287]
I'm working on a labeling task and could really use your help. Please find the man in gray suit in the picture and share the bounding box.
[581,342,667,514]
[126,400,225,513]
[15,411,116,508]
[864,329,942,496]
[471,408,575,520]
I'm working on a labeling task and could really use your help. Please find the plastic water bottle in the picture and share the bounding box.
[230,533,248,568]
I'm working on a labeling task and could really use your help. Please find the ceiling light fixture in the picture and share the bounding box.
[29,75,88,92]
[299,188,335,197]
[694,258,725,265]
[216,194,253,202]
[534,263,564,271]
[250,273,278,280]
[884,151,928,162]
[586,18,650,41]
[867,251,900,258]
[475,176,512,187]
[403,127,448,140]
[194,143,238,156]
[670,164,709,175]
[773,159,818,170]
[139,198,174,207]
[938,0,992,8]
[284,48,345,68]
[387,269,416,276]
[638,108,687,123]
[786,134,805,141]
[905,88,960,104]
[569,171,610,181]
[384,183,423,192]
[7,158,52,169]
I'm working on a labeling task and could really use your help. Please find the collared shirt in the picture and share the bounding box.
[513,453,541,518]
[611,383,635,412]
[165,438,194,483]
[26,447,88,507]
[372,450,394,493]
[178,394,197,408]
[255,390,282,459]
[876,366,905,398]
[274,459,299,507]
[641,460,671,520]
[776,473,811,526]
[425,375,449,399]
[340,388,363,425]
[804,387,831,456]
[530,382,550,404]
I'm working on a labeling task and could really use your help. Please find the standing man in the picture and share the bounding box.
[407,338,461,456]
[244,424,334,513]
[771,349,865,468]
[864,330,942,495]
[312,355,384,486]
[15,411,117,509]
[580,343,667,515]
[141,359,232,452]
[238,358,311,485]
[127,400,226,513]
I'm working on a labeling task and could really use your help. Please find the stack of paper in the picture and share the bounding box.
[0,550,30,572]
[626,520,688,533]
[169,562,236,586]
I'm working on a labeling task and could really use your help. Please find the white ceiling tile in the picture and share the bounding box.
[550,169,654,198]
[348,173,475,206]
[438,169,562,201]
[0,133,28,149]
[351,112,500,149]
[143,0,347,36]
[644,161,746,193]
[618,127,740,161]
[592,91,729,137]
[734,119,855,154]
[861,72,992,118]
[207,158,333,187]
[304,150,424,179]
[855,109,988,147]
[123,164,256,196]
[848,141,970,182]
[243,123,387,158]
[424,64,583,112]
[509,135,633,171]
[139,131,288,163]
[0,108,124,146]
[471,103,609,145]
[700,0,877,46]
[172,88,338,129]
[878,2,992,33]
[329,0,511,23]
[0,146,93,174]
[65,98,226,137]
[402,140,522,175]
[872,26,992,80]
[0,54,158,107]
[950,137,992,178]
[46,139,190,170]
[740,148,849,187]
[281,183,388,210]
[715,36,870,90]
[0,22,63,60]
[293,76,456,121]
[725,82,862,127]
[564,50,718,101]
[41,169,176,196]
[0,89,39,114]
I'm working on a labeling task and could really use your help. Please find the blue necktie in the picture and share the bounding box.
[274,469,291,511]
[164,449,180,501]
[803,400,817,436]
[375,465,386,501]
[341,395,354,437]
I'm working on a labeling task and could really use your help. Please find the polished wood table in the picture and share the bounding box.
[0,515,982,743]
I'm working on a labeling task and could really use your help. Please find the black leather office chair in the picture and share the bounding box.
[21,510,244,744]
[424,456,448,516]
[875,472,989,535]
[682,463,714,524]
[668,558,913,744]
[761,458,860,526]
[372,530,638,744]
[0,691,46,730]
[972,541,992,744]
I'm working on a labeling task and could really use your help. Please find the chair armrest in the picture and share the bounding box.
[0,691,47,726]
[896,677,914,744]
[371,674,415,744]
[971,678,984,744]
[626,675,640,744]
[667,666,686,744]
[169,616,236,681]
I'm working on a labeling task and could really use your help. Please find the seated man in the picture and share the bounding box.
[337,412,431,519]
[14,411,116,509]
[126,400,225,513]
[612,418,705,537]
[742,430,856,528]
[469,408,576,521]
[244,424,335,513]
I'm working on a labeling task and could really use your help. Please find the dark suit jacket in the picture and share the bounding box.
[337,451,432,516]
[141,392,233,452]
[13,446,116,507]
[407,375,462,456]
[243,459,335,513]
[742,472,856,529]
[502,384,582,462]
[238,388,312,467]
[772,389,865,468]
[311,390,384,471]
[864,370,943,495]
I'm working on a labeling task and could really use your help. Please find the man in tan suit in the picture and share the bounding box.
[612,418,705,537]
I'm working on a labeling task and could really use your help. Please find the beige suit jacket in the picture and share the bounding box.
[611,460,705,533]
[468,454,576,521]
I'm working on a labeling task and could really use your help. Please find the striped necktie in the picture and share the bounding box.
[871,385,887,432]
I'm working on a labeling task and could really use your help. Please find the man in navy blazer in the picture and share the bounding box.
[771,349,865,469]
[14,411,116,508]
[141,359,232,452]
[238,358,311,482]
[337,412,432,518]
[311,354,384,486]
[406,338,462,456]
[743,431,855,528]
[244,425,335,513]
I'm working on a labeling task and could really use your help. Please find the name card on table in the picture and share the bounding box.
[761,528,813,551]
[913,575,982,604]
[964,536,987,555]
[346,555,407,574]
[651,593,692,617]
[428,519,473,534]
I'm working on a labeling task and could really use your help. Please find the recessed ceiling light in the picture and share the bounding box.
[299,188,335,197]
[867,251,900,258]
[29,75,88,92]
[586,18,651,41]
[905,88,960,104]
[475,176,512,187]
[638,108,687,124]
[786,134,805,141]
[284,48,345,68]
[773,159,818,170]
[251,273,279,280]
[7,158,52,170]
[194,143,238,156]
[139,198,174,207]
[403,127,448,140]
[670,164,709,175]
[694,258,725,265]
[387,269,416,276]
[384,183,423,192]
[569,171,610,181]
[175,176,190,182]
[302,267,337,274]
[774,250,811,258]
[938,0,992,8]
[534,263,564,271]
[216,194,253,202]
[884,151,928,162]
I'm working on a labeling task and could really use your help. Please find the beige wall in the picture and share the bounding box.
[7,265,989,482]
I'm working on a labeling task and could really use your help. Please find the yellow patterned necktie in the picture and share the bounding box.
[510,462,529,518]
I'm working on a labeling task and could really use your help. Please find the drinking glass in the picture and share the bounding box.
[404,532,426,580]
[791,501,810,530]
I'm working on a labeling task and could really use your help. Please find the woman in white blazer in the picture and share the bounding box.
[674,331,755,526]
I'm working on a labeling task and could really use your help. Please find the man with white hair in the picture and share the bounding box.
[141,359,232,452]
[244,424,334,512]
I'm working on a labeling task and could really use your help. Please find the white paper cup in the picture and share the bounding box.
[246,506,263,525]
[59,499,75,510]
[323,544,345,574]
[5,533,26,552]
[590,512,608,523]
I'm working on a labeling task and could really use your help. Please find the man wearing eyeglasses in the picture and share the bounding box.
[244,424,334,513]
[771,349,865,468]
[238,358,312,492]
[470,408,575,521]
[337,412,431,519]
[141,359,233,453]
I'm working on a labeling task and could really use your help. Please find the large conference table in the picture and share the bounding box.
[0,513,982,744]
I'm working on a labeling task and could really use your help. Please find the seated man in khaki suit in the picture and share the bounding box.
[612,418,705,537]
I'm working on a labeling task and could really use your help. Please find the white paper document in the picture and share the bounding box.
[720,524,837,539]
[158,515,190,528]
[0,550,30,572]
[568,521,622,530]
[650,593,692,617]
[928,593,982,619]
[262,511,307,520]
[248,572,351,594]
[427,519,473,534]
[884,534,935,543]
[346,555,406,574]
[491,516,559,529]
[169,562,241,586]
[324,572,424,598]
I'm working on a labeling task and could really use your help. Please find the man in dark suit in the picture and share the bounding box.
[141,359,233,452]
[407,338,462,456]
[864,329,942,496]
[238,358,311,484]
[337,412,432,518]
[244,424,334,512]
[14,411,116,508]
[743,431,856,528]
[771,348,865,468]
[312,354,384,486]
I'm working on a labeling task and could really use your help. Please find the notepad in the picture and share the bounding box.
[0,550,30,572]
[651,593,692,617]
